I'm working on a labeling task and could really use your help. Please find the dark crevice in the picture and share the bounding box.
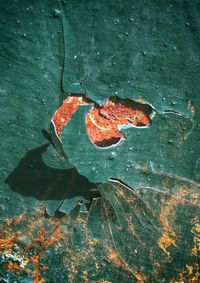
[163,109,190,118]
[136,121,147,127]
[94,137,122,148]
[109,178,135,191]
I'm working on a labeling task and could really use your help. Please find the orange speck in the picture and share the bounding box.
[30,255,39,265]
[117,226,123,231]
[40,265,49,272]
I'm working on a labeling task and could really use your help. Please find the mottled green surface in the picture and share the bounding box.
[0,0,200,282]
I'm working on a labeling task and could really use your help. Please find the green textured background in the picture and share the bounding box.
[0,0,200,282]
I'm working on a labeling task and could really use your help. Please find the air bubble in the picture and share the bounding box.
[114,18,119,24]
[52,9,61,18]
[42,99,46,105]
[91,167,96,172]
[109,151,118,160]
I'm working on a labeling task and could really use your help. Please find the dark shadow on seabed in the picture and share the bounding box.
[5,143,97,203]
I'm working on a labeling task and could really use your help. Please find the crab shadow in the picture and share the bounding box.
[5,143,97,202]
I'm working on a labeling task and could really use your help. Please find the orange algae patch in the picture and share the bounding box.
[107,247,146,282]
[52,95,151,147]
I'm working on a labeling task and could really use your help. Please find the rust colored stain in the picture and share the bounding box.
[157,187,195,259]
[0,213,66,283]
[7,261,20,272]
[191,223,200,256]
[157,195,178,258]
[107,247,146,282]
[169,263,200,283]
[52,96,90,138]
[52,95,151,147]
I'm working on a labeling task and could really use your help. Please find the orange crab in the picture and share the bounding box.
[52,95,151,147]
